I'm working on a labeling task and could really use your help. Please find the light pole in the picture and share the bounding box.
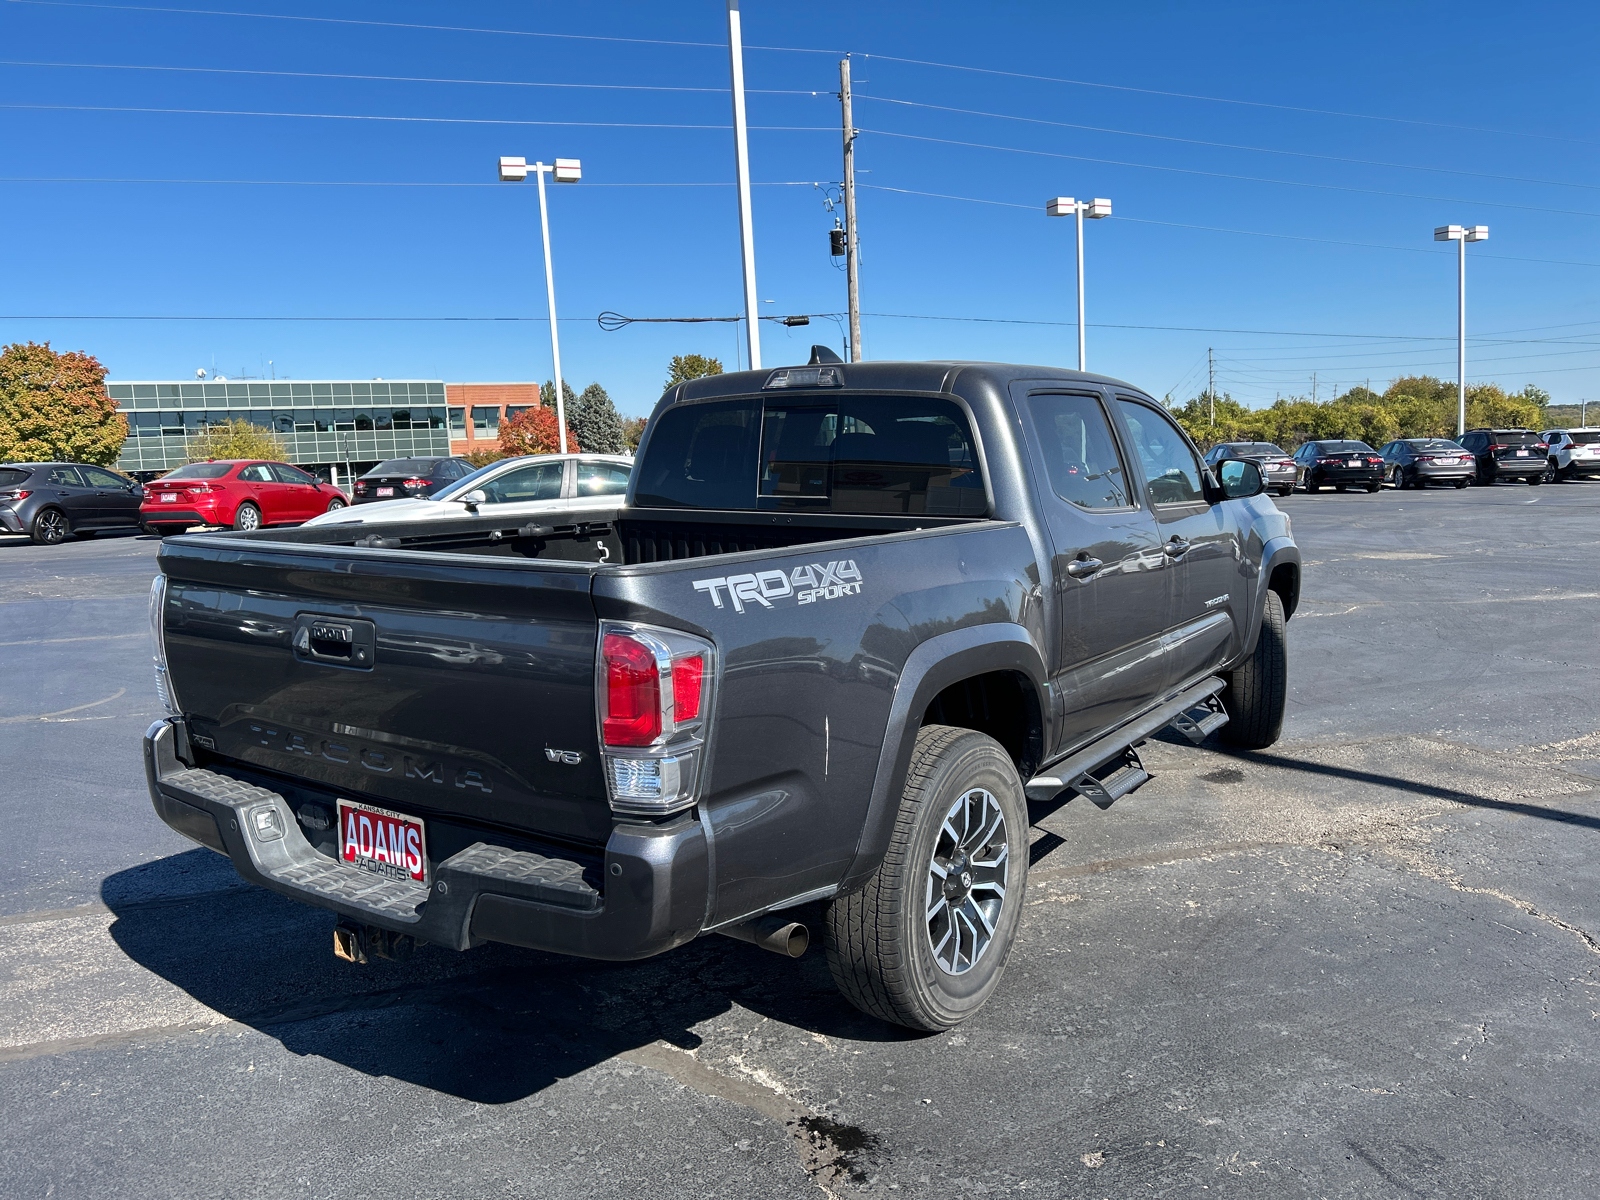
[1433,223,1488,437]
[499,155,582,452]
[1046,197,1112,371]
[727,0,761,371]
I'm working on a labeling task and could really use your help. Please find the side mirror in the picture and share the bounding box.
[459,489,487,511]
[1216,459,1265,500]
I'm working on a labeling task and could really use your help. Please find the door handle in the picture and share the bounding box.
[1065,557,1103,578]
[1164,537,1191,558]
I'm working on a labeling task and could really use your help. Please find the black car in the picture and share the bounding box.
[1378,438,1474,489]
[351,456,474,504]
[1204,441,1297,497]
[1458,428,1547,485]
[1292,440,1384,492]
[0,461,145,545]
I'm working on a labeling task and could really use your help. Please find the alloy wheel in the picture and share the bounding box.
[327,498,347,511]
[925,787,1010,976]
[34,509,67,544]
[235,504,261,531]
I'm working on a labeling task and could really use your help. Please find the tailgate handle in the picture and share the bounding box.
[293,615,376,669]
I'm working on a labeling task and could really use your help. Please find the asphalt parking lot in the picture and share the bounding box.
[4,481,1600,1199]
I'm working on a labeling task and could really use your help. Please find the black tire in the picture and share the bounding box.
[1542,460,1558,484]
[29,507,69,545]
[326,497,347,513]
[1304,480,1320,493]
[232,502,262,532]
[1365,483,1380,493]
[1220,589,1287,750]
[822,724,1029,1032]
[1454,478,1470,489]
[1276,487,1293,498]
[1528,474,1542,487]
[1390,467,1405,490]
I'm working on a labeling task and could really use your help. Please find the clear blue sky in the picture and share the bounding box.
[2,0,1597,416]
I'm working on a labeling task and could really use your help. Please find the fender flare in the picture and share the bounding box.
[836,622,1048,894]
[1236,536,1300,660]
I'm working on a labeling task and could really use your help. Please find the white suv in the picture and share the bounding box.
[1541,429,1600,482]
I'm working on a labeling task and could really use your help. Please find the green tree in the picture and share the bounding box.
[541,379,578,423]
[463,448,505,468]
[664,354,724,391]
[501,406,579,456]
[567,382,627,454]
[0,341,126,465]
[184,418,287,463]
[620,416,648,453]
[1465,383,1541,430]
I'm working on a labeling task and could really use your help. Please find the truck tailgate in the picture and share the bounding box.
[158,536,612,846]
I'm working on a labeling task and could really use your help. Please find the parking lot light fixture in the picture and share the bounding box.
[1047,197,1112,371]
[1434,223,1488,437]
[498,155,583,452]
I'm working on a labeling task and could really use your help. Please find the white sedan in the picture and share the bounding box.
[304,453,633,527]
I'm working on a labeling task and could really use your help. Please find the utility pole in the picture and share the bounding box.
[1312,372,1318,403]
[1207,348,1215,426]
[839,58,862,363]
[726,0,761,371]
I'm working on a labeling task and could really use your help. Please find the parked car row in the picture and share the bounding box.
[1206,426,1600,493]
[2,453,638,545]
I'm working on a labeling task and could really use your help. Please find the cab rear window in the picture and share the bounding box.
[635,394,987,516]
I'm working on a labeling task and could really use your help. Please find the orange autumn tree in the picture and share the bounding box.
[499,405,579,456]
[0,341,126,465]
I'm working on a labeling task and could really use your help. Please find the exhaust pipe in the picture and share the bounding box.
[717,913,809,958]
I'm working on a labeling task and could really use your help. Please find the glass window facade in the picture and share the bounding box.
[106,380,450,473]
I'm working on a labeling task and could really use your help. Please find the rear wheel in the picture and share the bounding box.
[232,502,262,532]
[1365,482,1380,493]
[1276,487,1293,498]
[1220,590,1287,750]
[29,507,69,545]
[1454,478,1470,489]
[1528,474,1542,486]
[823,725,1028,1032]
[1542,460,1558,484]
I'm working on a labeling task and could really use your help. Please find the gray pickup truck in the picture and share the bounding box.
[143,357,1299,1030]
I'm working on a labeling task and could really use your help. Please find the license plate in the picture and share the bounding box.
[376,487,394,496]
[337,799,427,883]
[1349,458,1362,466]
[160,493,176,502]
[1515,450,1528,456]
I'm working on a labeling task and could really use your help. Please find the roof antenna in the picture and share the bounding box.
[808,345,844,365]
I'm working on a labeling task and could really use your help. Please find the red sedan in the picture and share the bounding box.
[141,460,348,533]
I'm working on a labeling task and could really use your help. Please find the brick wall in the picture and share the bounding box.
[444,382,542,454]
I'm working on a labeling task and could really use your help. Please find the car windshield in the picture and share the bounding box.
[432,458,535,501]
[365,458,438,477]
[1318,441,1374,453]
[1569,431,1600,444]
[160,463,234,480]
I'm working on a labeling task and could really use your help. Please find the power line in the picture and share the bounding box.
[0,58,827,95]
[2,0,844,53]
[858,128,1600,221]
[0,102,833,132]
[0,176,823,188]
[856,94,1600,193]
[856,53,1600,147]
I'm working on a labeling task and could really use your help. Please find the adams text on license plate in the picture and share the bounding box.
[337,799,427,883]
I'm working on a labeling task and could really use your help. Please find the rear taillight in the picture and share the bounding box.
[1316,457,1340,464]
[597,623,715,816]
[149,574,179,716]
[403,478,429,489]
[1489,444,1506,451]
[185,485,214,495]
[0,489,30,502]
[354,482,368,494]
[1535,443,1548,451]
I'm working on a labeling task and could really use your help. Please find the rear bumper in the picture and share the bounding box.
[0,506,23,533]
[1486,459,1543,475]
[140,508,209,525]
[143,718,709,960]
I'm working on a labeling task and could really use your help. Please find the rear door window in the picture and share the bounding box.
[238,464,274,483]
[271,464,317,485]
[46,466,85,487]
[1026,393,1131,509]
[1114,399,1204,505]
[576,461,632,496]
[482,461,564,503]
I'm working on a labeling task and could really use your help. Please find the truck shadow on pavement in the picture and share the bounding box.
[103,850,914,1105]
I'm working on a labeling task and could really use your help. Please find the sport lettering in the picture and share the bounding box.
[692,559,863,615]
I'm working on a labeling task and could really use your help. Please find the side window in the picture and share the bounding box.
[47,466,84,487]
[82,467,126,489]
[576,461,632,496]
[1026,393,1131,510]
[481,462,564,503]
[1114,399,1205,505]
[238,464,273,483]
[271,463,316,484]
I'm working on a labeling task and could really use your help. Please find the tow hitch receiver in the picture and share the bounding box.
[333,921,416,964]
[1168,694,1229,745]
[1068,747,1151,810]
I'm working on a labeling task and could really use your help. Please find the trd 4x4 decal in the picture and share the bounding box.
[693,559,863,613]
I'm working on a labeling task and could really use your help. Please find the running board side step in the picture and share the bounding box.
[1064,747,1149,810]
[1025,675,1227,805]
[1168,692,1229,745]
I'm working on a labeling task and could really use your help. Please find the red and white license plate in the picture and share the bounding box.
[160,493,177,502]
[376,486,394,496]
[337,799,427,883]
